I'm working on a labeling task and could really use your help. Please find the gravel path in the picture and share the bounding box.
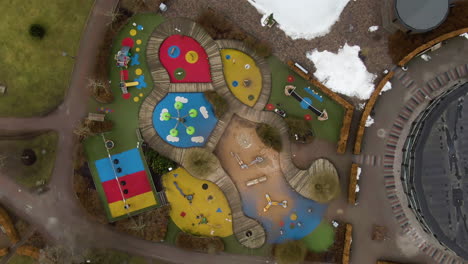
[163,0,394,81]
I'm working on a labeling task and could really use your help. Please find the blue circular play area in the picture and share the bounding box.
[152,93,218,148]
[232,81,239,87]
[168,45,181,58]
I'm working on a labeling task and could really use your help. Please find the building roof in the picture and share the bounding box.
[395,0,449,32]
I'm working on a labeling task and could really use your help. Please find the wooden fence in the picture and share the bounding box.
[347,163,359,205]
[287,61,354,154]
[353,71,394,154]
[342,223,353,264]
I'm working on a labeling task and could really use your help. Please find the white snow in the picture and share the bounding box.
[380,81,392,95]
[247,0,350,40]
[191,136,205,143]
[160,108,169,121]
[166,135,179,142]
[307,43,377,100]
[200,106,209,119]
[357,167,361,180]
[175,96,188,103]
[420,54,431,62]
[365,116,374,127]
[368,26,379,32]
[460,33,468,39]
[358,102,366,110]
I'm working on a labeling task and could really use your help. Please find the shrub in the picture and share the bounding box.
[204,91,228,118]
[274,240,307,264]
[29,24,46,39]
[388,1,468,63]
[256,123,282,152]
[302,221,335,252]
[144,148,177,176]
[285,117,313,143]
[183,148,219,180]
[115,206,171,241]
[176,232,224,253]
[197,9,272,57]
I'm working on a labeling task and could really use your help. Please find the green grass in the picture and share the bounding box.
[0,131,58,189]
[84,14,165,222]
[266,56,345,142]
[0,0,93,117]
[302,221,335,252]
[7,254,35,264]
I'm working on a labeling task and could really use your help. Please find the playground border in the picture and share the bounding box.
[342,223,353,264]
[347,163,359,205]
[0,206,19,244]
[398,27,468,67]
[287,61,354,154]
[353,71,394,155]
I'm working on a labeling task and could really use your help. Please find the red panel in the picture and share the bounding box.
[102,171,152,203]
[122,37,134,48]
[159,35,211,83]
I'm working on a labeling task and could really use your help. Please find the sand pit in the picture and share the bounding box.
[215,115,326,243]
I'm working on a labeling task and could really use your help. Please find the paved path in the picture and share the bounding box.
[0,1,270,263]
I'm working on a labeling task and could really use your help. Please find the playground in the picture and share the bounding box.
[93,147,158,219]
[159,35,211,83]
[215,116,326,243]
[221,49,262,107]
[266,56,345,142]
[162,168,233,237]
[152,93,218,148]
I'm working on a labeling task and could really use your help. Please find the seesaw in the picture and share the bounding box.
[284,85,328,121]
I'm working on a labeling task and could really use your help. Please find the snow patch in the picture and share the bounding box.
[365,116,374,127]
[357,167,361,180]
[247,0,350,40]
[166,135,179,142]
[191,136,205,143]
[307,43,377,100]
[380,81,392,95]
[175,96,188,103]
[358,102,366,110]
[159,108,169,121]
[460,33,468,39]
[368,26,379,32]
[200,106,209,119]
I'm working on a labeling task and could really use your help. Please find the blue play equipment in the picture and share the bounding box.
[304,87,324,102]
[134,75,147,89]
[168,45,181,58]
[130,54,140,66]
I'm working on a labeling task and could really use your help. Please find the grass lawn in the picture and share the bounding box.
[266,56,345,143]
[0,0,93,117]
[302,221,335,252]
[6,254,35,264]
[84,14,165,221]
[0,131,58,189]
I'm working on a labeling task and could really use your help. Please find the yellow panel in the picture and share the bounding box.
[221,49,262,107]
[162,168,233,237]
[109,191,157,218]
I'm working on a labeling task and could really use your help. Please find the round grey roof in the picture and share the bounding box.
[395,0,449,32]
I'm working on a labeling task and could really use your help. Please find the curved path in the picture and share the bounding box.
[0,3,271,264]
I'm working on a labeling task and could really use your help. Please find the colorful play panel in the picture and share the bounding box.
[221,49,262,107]
[162,168,233,237]
[94,148,157,218]
[152,93,218,148]
[159,35,211,83]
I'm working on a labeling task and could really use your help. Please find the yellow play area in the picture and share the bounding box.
[162,168,233,237]
[221,49,262,107]
[108,191,157,218]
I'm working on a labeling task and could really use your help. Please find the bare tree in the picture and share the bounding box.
[103,9,121,27]
[87,78,114,104]
[73,121,94,141]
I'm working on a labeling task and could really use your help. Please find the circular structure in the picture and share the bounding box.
[152,93,218,148]
[232,81,238,87]
[136,47,140,52]
[395,0,449,32]
[105,140,115,149]
[174,68,186,80]
[168,45,181,58]
[133,96,140,102]
[402,83,468,259]
[136,39,142,45]
[202,183,208,190]
[185,51,199,64]
[129,29,137,36]
[21,149,37,166]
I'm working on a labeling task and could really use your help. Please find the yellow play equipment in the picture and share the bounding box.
[263,193,288,212]
[125,81,139,87]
